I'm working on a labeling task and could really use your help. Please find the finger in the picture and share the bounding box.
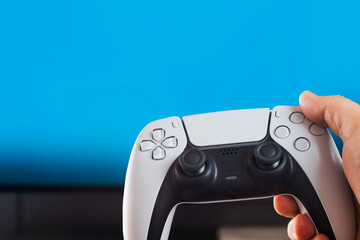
[299,91,360,203]
[273,195,299,218]
[311,234,330,240]
[288,214,317,240]
[299,91,360,141]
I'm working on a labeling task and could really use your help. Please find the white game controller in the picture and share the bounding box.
[123,106,356,240]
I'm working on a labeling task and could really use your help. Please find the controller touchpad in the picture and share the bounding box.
[183,108,270,147]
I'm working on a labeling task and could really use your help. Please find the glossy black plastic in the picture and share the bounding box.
[147,136,335,240]
[254,142,283,170]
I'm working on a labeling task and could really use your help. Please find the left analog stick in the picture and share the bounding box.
[179,149,207,177]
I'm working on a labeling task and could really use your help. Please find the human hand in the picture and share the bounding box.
[273,91,360,240]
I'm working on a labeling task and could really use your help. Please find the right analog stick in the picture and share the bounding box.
[179,149,207,177]
[254,142,283,170]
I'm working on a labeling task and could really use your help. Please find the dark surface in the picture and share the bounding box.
[254,142,283,170]
[0,188,288,240]
[179,149,207,177]
[149,135,334,240]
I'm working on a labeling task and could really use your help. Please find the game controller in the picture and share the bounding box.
[123,106,356,240]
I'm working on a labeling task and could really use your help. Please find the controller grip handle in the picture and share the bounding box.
[286,179,336,239]
[147,179,179,240]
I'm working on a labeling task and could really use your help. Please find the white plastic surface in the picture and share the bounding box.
[122,117,187,240]
[124,106,356,240]
[284,195,319,234]
[160,206,177,240]
[183,108,270,147]
[270,106,356,240]
[274,125,290,138]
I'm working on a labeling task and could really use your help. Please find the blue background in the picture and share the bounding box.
[0,1,359,186]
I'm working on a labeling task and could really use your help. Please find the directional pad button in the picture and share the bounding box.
[152,146,166,160]
[141,127,179,160]
[152,129,165,142]
[162,137,178,148]
[140,140,155,152]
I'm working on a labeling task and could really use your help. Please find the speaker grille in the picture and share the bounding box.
[219,148,239,155]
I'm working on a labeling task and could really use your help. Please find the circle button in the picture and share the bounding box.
[274,126,290,138]
[294,137,310,152]
[309,123,326,136]
[289,112,305,124]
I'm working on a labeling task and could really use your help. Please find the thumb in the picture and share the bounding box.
[299,91,360,203]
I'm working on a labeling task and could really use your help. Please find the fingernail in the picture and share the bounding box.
[287,218,296,240]
[299,90,317,106]
[307,91,317,98]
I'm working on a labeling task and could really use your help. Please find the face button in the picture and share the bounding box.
[309,123,326,136]
[179,149,207,177]
[289,112,305,124]
[152,146,166,160]
[254,142,283,170]
[294,137,310,151]
[140,140,156,152]
[152,129,165,142]
[162,136,178,148]
[274,125,290,138]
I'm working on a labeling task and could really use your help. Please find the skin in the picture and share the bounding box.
[273,91,360,240]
